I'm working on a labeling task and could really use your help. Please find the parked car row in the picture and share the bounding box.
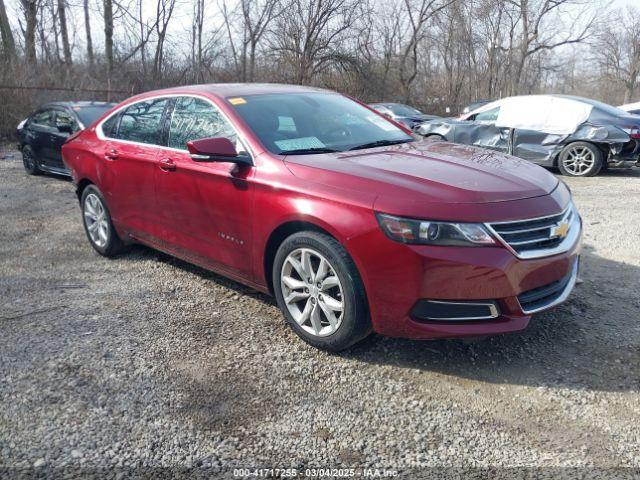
[9,83,584,351]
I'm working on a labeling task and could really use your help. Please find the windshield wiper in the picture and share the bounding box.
[280,147,341,155]
[348,139,413,151]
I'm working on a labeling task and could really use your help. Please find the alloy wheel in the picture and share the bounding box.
[83,193,110,248]
[280,248,344,337]
[562,145,595,175]
[22,149,35,171]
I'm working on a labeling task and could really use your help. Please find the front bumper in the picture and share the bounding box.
[352,224,582,340]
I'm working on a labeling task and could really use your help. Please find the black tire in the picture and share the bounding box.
[80,185,126,257]
[557,142,603,177]
[21,145,41,175]
[273,231,371,352]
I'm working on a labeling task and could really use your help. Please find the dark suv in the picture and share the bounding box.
[16,101,115,176]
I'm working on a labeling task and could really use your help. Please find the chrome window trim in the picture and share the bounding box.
[420,300,499,321]
[94,93,254,162]
[484,202,581,260]
[517,258,579,315]
[52,107,85,130]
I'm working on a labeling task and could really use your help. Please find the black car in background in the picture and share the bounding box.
[368,102,438,130]
[16,101,115,176]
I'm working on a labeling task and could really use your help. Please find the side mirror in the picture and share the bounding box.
[187,137,252,166]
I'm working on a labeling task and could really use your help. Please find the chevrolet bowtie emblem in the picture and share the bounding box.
[552,221,570,239]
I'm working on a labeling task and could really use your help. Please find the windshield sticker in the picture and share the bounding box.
[367,115,398,131]
[274,137,326,151]
[228,97,247,105]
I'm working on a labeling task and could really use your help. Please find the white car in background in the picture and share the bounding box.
[619,101,640,116]
[416,95,640,176]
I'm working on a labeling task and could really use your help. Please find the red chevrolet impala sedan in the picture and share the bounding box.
[62,84,581,351]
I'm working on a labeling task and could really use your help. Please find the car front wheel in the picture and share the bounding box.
[558,142,603,177]
[81,185,126,257]
[273,231,371,351]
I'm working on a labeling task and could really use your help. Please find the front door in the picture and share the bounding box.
[99,97,171,239]
[460,105,511,154]
[154,95,255,278]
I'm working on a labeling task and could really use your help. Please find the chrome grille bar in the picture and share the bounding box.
[485,203,581,260]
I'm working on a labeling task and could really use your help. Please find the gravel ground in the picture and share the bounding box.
[1,146,639,478]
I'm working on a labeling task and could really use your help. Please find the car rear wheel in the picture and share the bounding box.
[273,231,371,351]
[558,142,603,177]
[81,185,126,257]
[22,145,41,175]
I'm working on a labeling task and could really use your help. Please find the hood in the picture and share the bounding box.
[284,139,559,210]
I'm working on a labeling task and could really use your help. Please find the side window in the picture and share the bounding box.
[101,113,120,138]
[32,110,56,127]
[55,110,79,132]
[474,106,500,122]
[116,98,169,145]
[168,97,237,150]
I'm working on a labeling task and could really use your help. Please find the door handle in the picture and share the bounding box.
[159,158,176,171]
[105,149,119,161]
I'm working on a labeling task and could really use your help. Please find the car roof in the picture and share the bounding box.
[483,94,621,111]
[41,101,116,109]
[135,83,331,100]
[467,94,625,117]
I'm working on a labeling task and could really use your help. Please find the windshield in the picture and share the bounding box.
[386,104,422,116]
[74,105,114,126]
[228,93,413,154]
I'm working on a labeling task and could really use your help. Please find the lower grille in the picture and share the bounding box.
[517,259,579,314]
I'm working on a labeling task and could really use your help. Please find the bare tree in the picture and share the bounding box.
[83,0,94,66]
[190,0,205,81]
[397,0,454,103]
[270,0,362,84]
[593,6,640,103]
[57,0,72,65]
[20,0,40,66]
[504,0,596,94]
[238,0,281,81]
[104,0,114,79]
[0,0,16,62]
[153,0,177,77]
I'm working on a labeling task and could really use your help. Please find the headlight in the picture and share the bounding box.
[376,213,496,246]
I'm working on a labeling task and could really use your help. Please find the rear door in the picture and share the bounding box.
[27,109,58,166]
[99,97,171,239]
[50,109,80,171]
[153,95,255,278]
[511,128,563,165]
